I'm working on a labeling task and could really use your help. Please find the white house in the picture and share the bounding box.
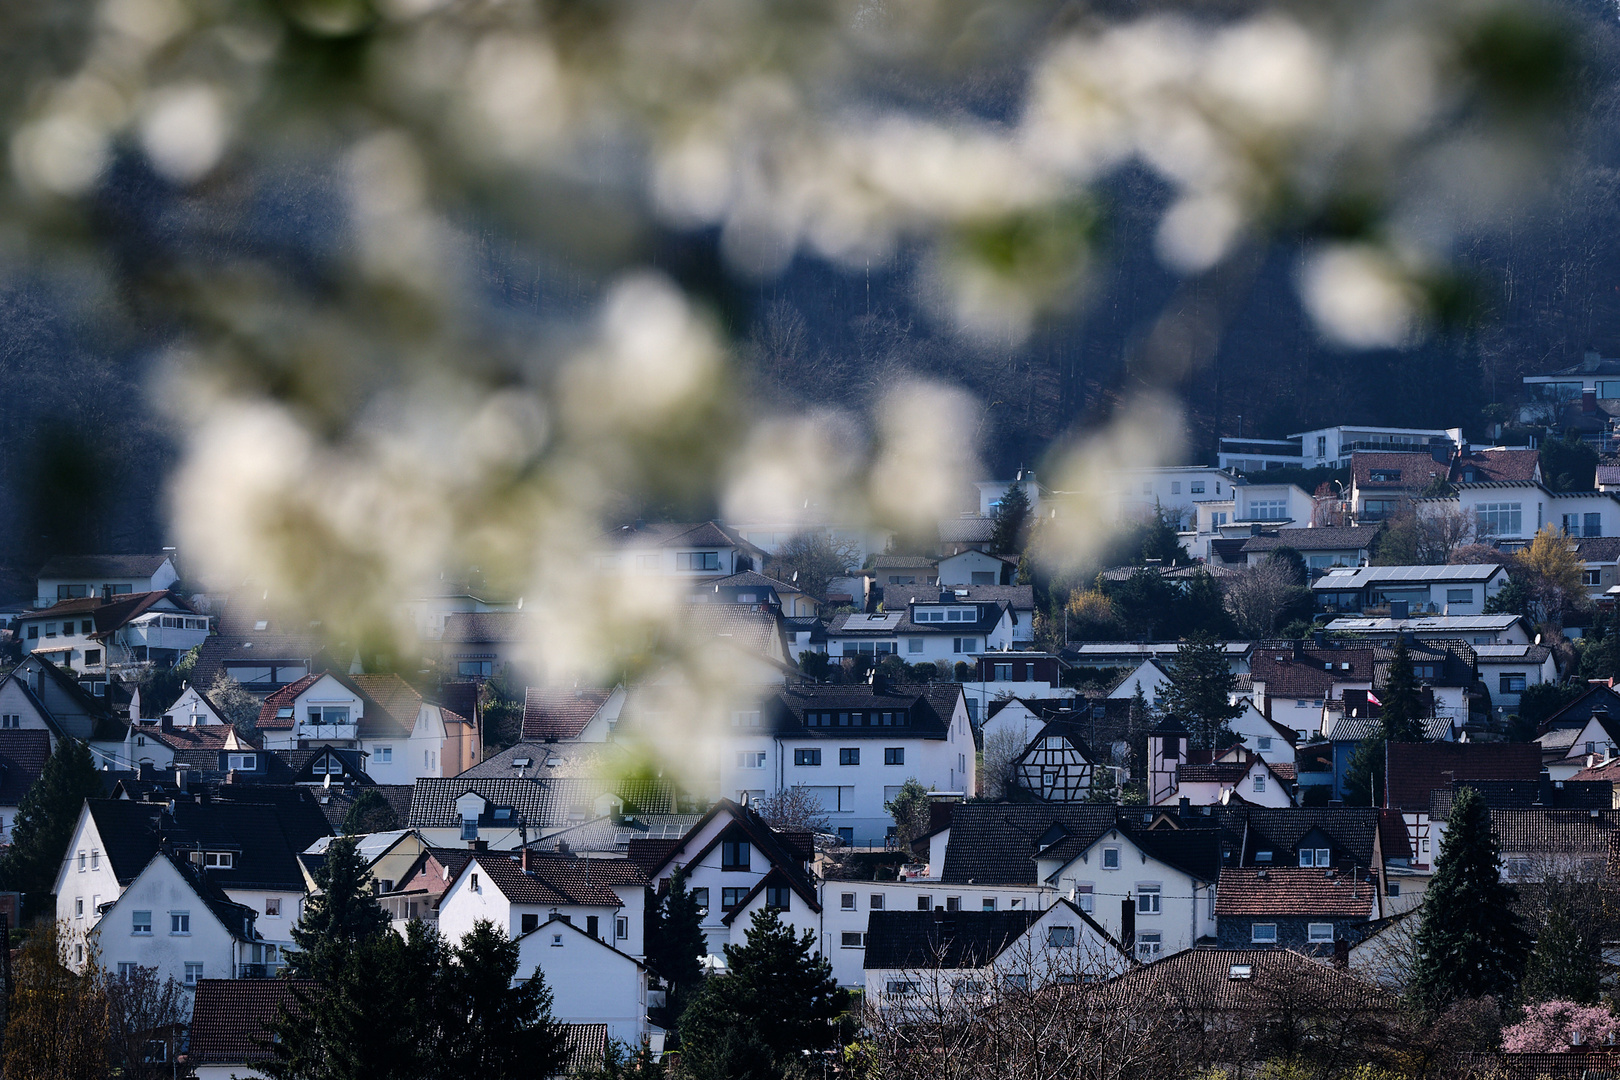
[1311,564,1510,617]
[1226,699,1300,765]
[36,553,179,607]
[596,521,767,578]
[1165,754,1294,809]
[83,852,263,990]
[722,682,974,844]
[936,550,1015,586]
[16,591,209,678]
[974,474,1048,519]
[1419,482,1620,548]
[436,850,647,958]
[1473,644,1558,718]
[636,800,821,956]
[1322,615,1532,645]
[514,916,652,1047]
[1218,425,1461,473]
[1107,660,1171,708]
[825,597,1015,667]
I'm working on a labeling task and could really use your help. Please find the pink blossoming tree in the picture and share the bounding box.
[1502,1001,1620,1053]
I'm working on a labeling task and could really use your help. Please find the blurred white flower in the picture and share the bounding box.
[1301,243,1422,349]
[140,84,229,184]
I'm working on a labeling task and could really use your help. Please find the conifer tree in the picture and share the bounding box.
[445,920,570,1080]
[1380,635,1425,742]
[646,866,707,1010]
[0,738,104,910]
[1343,737,1384,807]
[286,835,390,979]
[1411,787,1530,1007]
[1162,637,1242,750]
[990,482,1031,555]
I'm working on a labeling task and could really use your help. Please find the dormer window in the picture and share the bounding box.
[511,758,532,768]
[462,819,478,841]
[493,808,513,822]
[226,753,256,772]
[203,852,234,869]
[276,707,294,719]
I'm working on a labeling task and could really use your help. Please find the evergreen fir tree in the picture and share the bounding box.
[1161,637,1243,750]
[646,866,707,1011]
[1343,737,1384,807]
[285,835,390,979]
[1521,900,1601,1005]
[1410,787,1531,1007]
[1380,635,1425,743]
[0,737,105,910]
[679,909,847,1077]
[445,920,570,1080]
[989,482,1031,555]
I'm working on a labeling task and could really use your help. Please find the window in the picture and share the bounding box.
[25,626,35,640]
[616,916,629,939]
[1477,502,1523,537]
[1369,469,1401,483]
[1250,499,1287,519]
[91,849,99,870]
[75,897,83,918]
[1136,932,1162,959]
[57,584,87,599]
[1585,569,1603,586]
[183,963,203,986]
[1308,923,1334,943]
[461,819,478,841]
[471,874,479,891]
[721,887,746,911]
[78,850,86,872]
[1004,973,1029,990]
[376,746,392,763]
[1387,882,1401,897]
[265,898,281,916]
[171,912,190,935]
[1048,925,1076,948]
[839,747,860,766]
[735,751,766,769]
[1412,664,1438,679]
[551,933,564,947]
[1137,886,1161,914]
[841,892,856,910]
[946,896,960,911]
[226,753,256,772]
[1191,481,1206,494]
[870,894,884,910]
[521,913,540,934]
[1445,588,1473,604]
[884,747,904,766]
[1299,847,1331,867]
[1500,673,1527,693]
[837,827,853,845]
[676,551,721,571]
[952,637,979,654]
[766,886,790,910]
[917,895,933,911]
[691,888,709,911]
[907,637,923,653]
[117,962,137,978]
[721,840,751,871]
[132,910,151,934]
[1587,513,1603,538]
[794,748,821,766]
[982,897,997,911]
[1257,736,1272,751]
[1170,481,1181,494]
[1101,847,1120,870]
[1253,775,1266,793]
[587,915,599,938]
[886,980,919,996]
[732,711,761,727]
[83,649,101,665]
[44,623,56,638]
[841,932,865,948]
[1251,923,1278,943]
[1076,884,1094,912]
[0,715,17,729]
[203,852,234,869]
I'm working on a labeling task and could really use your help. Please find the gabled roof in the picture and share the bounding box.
[255,673,323,730]
[0,729,51,806]
[1351,451,1448,492]
[154,850,261,939]
[1383,742,1541,810]
[938,518,995,544]
[562,1025,611,1074]
[1539,685,1620,733]
[607,520,764,555]
[679,606,787,658]
[870,556,938,570]
[828,601,1010,637]
[637,798,819,910]
[1248,644,1375,700]
[187,979,315,1065]
[1328,715,1454,743]
[1239,525,1383,554]
[1213,867,1375,918]
[456,851,643,907]
[1223,806,1408,865]
[409,776,665,829]
[1097,948,1396,1012]
[1450,448,1540,484]
[1429,779,1613,816]
[440,611,528,643]
[83,796,328,891]
[348,674,426,737]
[862,908,1044,969]
[523,688,613,741]
[772,682,961,741]
[1468,807,1620,857]
[36,554,172,580]
[708,570,803,593]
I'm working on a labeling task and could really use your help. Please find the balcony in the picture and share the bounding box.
[236,963,285,978]
[295,723,358,743]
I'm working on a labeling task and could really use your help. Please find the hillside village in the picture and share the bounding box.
[6,376,1620,1076]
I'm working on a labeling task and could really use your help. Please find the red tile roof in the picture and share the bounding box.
[1383,742,1542,810]
[1351,451,1447,491]
[255,672,323,730]
[1249,645,1375,700]
[523,688,613,741]
[187,979,316,1064]
[1451,448,1540,485]
[350,673,424,727]
[1213,867,1375,918]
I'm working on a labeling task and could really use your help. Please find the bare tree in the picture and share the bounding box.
[981,727,1027,800]
[105,966,189,1080]
[1417,506,1476,564]
[1223,558,1306,638]
[764,532,863,602]
[753,785,831,835]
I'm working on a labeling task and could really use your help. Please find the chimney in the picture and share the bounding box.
[939,589,952,604]
[1332,938,1349,970]
[1584,388,1598,414]
[1121,896,1136,952]
[1313,629,1327,648]
[1388,600,1409,620]
[1251,522,1263,536]
[174,770,186,793]
[226,770,236,785]
[1292,639,1307,662]
[1537,771,1554,807]
[161,713,173,731]
[1178,796,1191,819]
[472,839,488,852]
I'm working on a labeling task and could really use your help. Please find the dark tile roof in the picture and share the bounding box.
[440,611,528,643]
[563,1025,610,1074]
[1428,779,1613,816]
[461,851,643,906]
[1240,526,1383,554]
[435,681,481,725]
[1372,640,1477,689]
[1214,867,1375,918]
[1221,806,1409,865]
[1573,537,1620,562]
[772,682,960,741]
[871,556,938,570]
[160,850,261,939]
[1441,806,1620,857]
[1450,448,1540,484]
[523,688,613,741]
[309,784,414,832]
[636,799,819,910]
[606,520,759,551]
[1249,644,1375,700]
[86,794,330,890]
[187,978,316,1065]
[1328,715,1453,743]
[1097,948,1397,1012]
[410,776,666,829]
[36,553,172,580]
[830,601,1010,638]
[1540,685,1620,733]
[1383,742,1541,810]
[863,908,1043,969]
[679,606,786,658]
[1352,451,1448,491]
[0,729,51,805]
[938,518,995,544]
[709,570,802,593]
[937,805,1169,885]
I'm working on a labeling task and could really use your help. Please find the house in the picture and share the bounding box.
[1247,641,1375,725]
[1106,659,1172,708]
[746,681,974,844]
[1545,705,1620,779]
[1221,806,1413,903]
[1473,644,1558,717]
[937,516,996,556]
[436,850,647,957]
[596,521,766,579]
[0,654,127,756]
[975,473,1049,519]
[871,555,939,588]
[1348,450,1452,523]
[692,570,820,618]
[397,573,522,642]
[1220,425,1461,473]
[55,795,328,965]
[1573,537,1620,601]
[936,550,1016,586]
[186,978,312,1080]
[1383,741,1542,868]
[1311,564,1510,617]
[375,844,476,929]
[0,729,51,842]
[35,553,179,607]
[16,591,210,679]
[1449,447,1543,486]
[522,686,625,744]
[1226,699,1301,764]
[888,584,1035,644]
[633,798,820,955]
[1213,867,1378,954]
[1162,751,1294,809]
[1433,804,1620,883]
[1534,685,1620,771]
[1326,716,1455,802]
[1238,525,1381,573]
[301,829,430,895]
[158,684,228,727]
[185,610,327,694]
[254,671,480,782]
[1013,719,1099,802]
[1064,641,1254,676]
[514,916,653,1047]
[84,851,266,988]
[1417,480,1620,550]
[1323,613,1532,645]
[438,611,530,681]
[862,902,1126,1009]
[825,597,1014,667]
[408,776,671,848]
[960,652,1074,721]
